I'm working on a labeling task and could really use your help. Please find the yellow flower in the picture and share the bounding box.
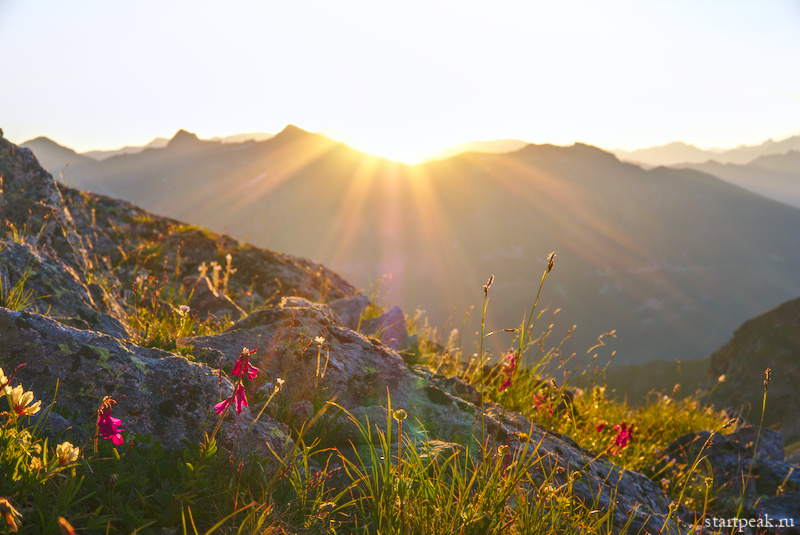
[0,367,9,394]
[56,441,80,466]
[7,385,41,417]
[0,497,21,532]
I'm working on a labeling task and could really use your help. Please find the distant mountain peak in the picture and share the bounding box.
[274,124,311,141]
[167,129,204,149]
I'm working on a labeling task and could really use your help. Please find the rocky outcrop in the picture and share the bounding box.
[660,426,800,534]
[0,130,89,271]
[0,307,290,458]
[0,240,127,338]
[703,297,800,443]
[181,300,689,534]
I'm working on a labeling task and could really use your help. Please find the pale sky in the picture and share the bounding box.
[1,0,799,163]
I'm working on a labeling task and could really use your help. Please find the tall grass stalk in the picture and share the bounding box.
[736,367,770,518]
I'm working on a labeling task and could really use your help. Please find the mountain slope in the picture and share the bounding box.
[703,296,800,443]
[82,136,169,160]
[677,151,800,209]
[20,136,95,175]
[36,128,800,366]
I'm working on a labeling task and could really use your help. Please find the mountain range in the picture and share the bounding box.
[613,135,800,167]
[675,151,800,209]
[22,127,800,368]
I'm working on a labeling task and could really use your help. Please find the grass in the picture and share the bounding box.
[1,252,769,534]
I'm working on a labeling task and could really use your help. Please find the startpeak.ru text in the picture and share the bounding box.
[705,515,795,531]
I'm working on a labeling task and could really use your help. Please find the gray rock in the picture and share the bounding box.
[754,494,800,535]
[0,307,291,459]
[183,274,245,322]
[0,240,128,338]
[361,304,410,351]
[660,426,800,526]
[328,295,370,329]
[0,132,89,271]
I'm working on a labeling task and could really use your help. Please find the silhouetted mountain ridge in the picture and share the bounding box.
[27,129,800,367]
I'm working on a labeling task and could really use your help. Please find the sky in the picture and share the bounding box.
[1,0,799,163]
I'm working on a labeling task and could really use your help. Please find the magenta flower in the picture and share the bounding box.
[215,384,248,415]
[595,423,606,433]
[215,396,232,415]
[611,423,632,455]
[97,397,125,445]
[498,352,518,393]
[232,347,259,381]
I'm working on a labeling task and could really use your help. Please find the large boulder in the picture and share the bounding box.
[0,307,291,459]
[0,240,127,338]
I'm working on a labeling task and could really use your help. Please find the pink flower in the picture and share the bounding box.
[215,384,249,415]
[596,423,606,433]
[232,347,259,381]
[611,423,632,455]
[97,397,125,445]
[215,397,232,415]
[498,352,518,393]
[234,383,248,413]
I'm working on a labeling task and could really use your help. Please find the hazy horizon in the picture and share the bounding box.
[12,125,800,166]
[2,0,799,163]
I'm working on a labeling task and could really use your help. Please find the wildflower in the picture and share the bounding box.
[97,397,125,445]
[56,441,80,466]
[232,347,259,381]
[611,422,632,455]
[215,383,248,415]
[0,367,8,394]
[314,336,325,346]
[0,498,21,532]
[498,352,518,393]
[7,384,41,417]
[393,409,407,422]
[234,383,248,413]
[214,396,231,415]
[179,304,190,315]
[595,423,606,433]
